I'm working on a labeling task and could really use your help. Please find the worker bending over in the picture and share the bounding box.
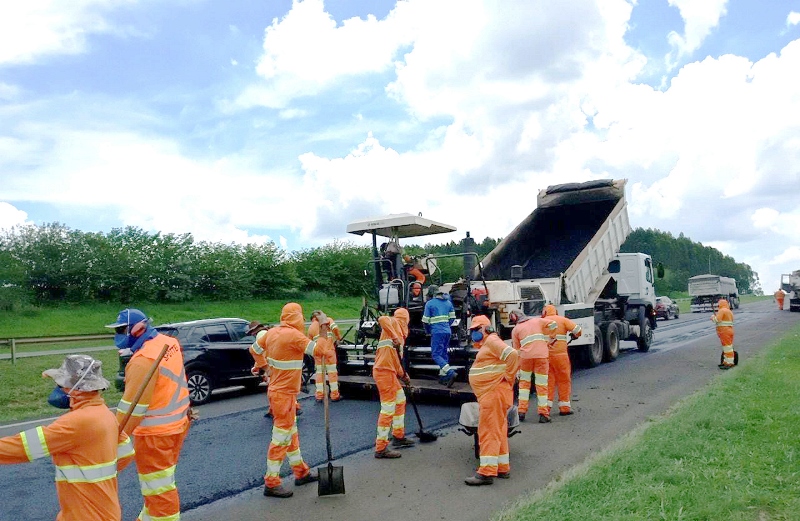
[308,312,343,402]
[0,355,135,521]
[465,315,519,486]
[542,304,582,417]
[423,285,457,387]
[711,299,735,369]
[510,309,557,423]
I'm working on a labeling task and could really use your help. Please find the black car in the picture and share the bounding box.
[655,297,680,320]
[116,318,263,405]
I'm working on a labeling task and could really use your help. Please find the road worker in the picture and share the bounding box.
[465,315,519,486]
[423,285,457,387]
[248,321,303,419]
[373,307,415,459]
[308,311,343,402]
[107,308,190,521]
[774,289,786,310]
[711,299,735,369]
[258,303,336,498]
[542,304,582,417]
[0,354,135,521]
[509,309,557,423]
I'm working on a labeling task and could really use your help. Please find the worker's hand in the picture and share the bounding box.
[548,338,557,348]
[401,374,411,385]
[250,365,262,376]
[313,310,330,326]
[187,407,199,424]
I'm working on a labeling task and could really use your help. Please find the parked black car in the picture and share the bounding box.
[655,297,680,320]
[116,318,263,405]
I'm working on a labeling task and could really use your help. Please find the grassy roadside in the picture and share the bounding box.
[496,323,800,521]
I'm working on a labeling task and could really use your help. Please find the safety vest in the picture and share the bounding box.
[512,317,557,359]
[373,316,405,375]
[423,297,456,334]
[469,334,518,399]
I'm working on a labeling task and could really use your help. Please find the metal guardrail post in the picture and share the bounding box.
[10,338,16,365]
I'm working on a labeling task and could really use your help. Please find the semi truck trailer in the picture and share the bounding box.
[688,274,739,313]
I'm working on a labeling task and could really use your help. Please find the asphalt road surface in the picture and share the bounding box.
[1,300,796,521]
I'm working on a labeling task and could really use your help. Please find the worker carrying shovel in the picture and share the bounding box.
[0,354,135,521]
[465,315,519,486]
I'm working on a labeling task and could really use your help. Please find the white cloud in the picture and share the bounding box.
[0,202,33,232]
[0,0,133,64]
[770,246,800,265]
[666,0,728,67]
[788,11,800,27]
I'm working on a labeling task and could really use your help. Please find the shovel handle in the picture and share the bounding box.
[322,362,333,463]
[119,343,171,434]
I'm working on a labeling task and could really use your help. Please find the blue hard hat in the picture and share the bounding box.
[105,308,148,329]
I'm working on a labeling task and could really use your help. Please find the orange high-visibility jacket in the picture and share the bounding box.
[712,301,734,342]
[774,290,785,300]
[542,305,582,355]
[469,333,519,399]
[511,317,557,359]
[250,329,269,370]
[308,316,343,342]
[373,315,405,376]
[117,333,189,437]
[0,393,135,521]
[261,303,333,394]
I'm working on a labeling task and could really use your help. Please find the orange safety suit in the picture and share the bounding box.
[711,299,735,367]
[260,303,334,489]
[251,330,303,417]
[774,290,785,310]
[511,316,557,417]
[373,309,410,452]
[117,333,189,521]
[0,391,135,521]
[468,332,519,477]
[542,304,582,415]
[308,316,343,401]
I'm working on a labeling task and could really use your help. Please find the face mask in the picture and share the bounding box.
[114,332,133,349]
[48,386,71,409]
[471,330,484,343]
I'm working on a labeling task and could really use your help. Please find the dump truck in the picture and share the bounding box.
[780,270,800,312]
[688,274,739,312]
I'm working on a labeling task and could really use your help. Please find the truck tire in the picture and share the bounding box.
[585,326,603,368]
[636,308,653,352]
[602,323,619,362]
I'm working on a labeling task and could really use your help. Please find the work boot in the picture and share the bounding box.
[264,410,273,419]
[559,410,574,417]
[440,371,457,388]
[391,437,416,449]
[330,394,342,402]
[719,364,733,370]
[294,470,318,486]
[375,449,402,459]
[518,413,526,422]
[263,485,293,498]
[496,472,510,479]
[538,414,551,424]
[464,473,494,486]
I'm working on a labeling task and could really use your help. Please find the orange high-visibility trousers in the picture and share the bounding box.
[314,351,340,400]
[777,297,785,310]
[265,391,311,488]
[717,328,735,367]
[373,369,406,452]
[477,384,512,477]
[517,357,548,417]
[547,352,572,414]
[134,428,188,521]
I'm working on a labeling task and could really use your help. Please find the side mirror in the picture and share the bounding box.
[656,263,665,279]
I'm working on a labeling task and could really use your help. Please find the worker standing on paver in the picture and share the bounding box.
[465,315,519,486]
[774,289,786,310]
[510,309,557,423]
[0,354,135,521]
[308,312,343,402]
[373,307,415,459]
[108,308,190,521]
[711,299,735,369]
[542,304,582,417]
[422,285,457,387]
[260,303,335,498]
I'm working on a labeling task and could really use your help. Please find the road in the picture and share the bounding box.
[1,301,795,521]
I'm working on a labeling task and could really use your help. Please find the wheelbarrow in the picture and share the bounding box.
[457,402,521,459]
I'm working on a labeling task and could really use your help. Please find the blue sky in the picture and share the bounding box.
[2,0,800,291]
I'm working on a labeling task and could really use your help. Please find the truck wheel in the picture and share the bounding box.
[636,312,653,352]
[585,326,603,368]
[602,323,619,362]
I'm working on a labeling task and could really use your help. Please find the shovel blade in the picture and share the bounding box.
[416,430,438,443]
[317,463,345,496]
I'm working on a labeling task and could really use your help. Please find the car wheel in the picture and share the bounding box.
[187,370,213,405]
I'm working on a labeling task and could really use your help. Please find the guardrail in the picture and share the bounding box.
[0,334,115,364]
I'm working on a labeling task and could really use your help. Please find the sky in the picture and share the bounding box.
[1,0,800,293]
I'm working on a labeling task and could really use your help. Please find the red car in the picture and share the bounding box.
[655,297,680,320]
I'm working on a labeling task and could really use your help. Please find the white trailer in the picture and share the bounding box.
[688,274,739,312]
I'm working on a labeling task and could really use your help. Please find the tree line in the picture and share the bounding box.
[0,222,758,309]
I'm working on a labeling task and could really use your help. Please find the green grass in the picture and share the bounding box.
[0,351,123,424]
[0,297,363,339]
[496,324,800,521]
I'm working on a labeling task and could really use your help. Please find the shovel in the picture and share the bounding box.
[402,375,438,443]
[317,362,345,496]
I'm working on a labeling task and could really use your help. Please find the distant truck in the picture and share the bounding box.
[688,274,739,312]
[780,270,800,312]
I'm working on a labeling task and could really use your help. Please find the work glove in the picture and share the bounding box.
[187,407,200,424]
[313,310,330,326]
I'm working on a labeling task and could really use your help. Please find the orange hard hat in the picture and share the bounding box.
[469,315,491,330]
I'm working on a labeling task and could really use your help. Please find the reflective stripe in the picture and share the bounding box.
[138,465,176,497]
[56,461,117,483]
[421,316,431,324]
[479,455,498,466]
[518,389,530,400]
[448,311,456,319]
[139,365,189,428]
[717,321,734,327]
[20,427,49,461]
[519,370,532,379]
[377,339,394,349]
[117,400,148,417]
[330,381,339,391]
[304,340,317,357]
[555,334,570,341]
[139,507,180,521]
[522,334,548,345]
[380,401,396,415]
[395,389,406,404]
[376,426,390,441]
[534,373,548,386]
[266,459,282,475]
[546,322,557,330]
[498,453,509,465]
[500,346,514,361]
[572,325,582,335]
[558,401,571,407]
[439,364,452,376]
[271,425,293,446]
[140,409,189,427]
[147,396,190,417]
[287,449,304,466]
[117,437,135,459]
[392,414,405,429]
[428,315,451,324]
[269,358,304,370]
[469,364,507,376]
[251,342,264,355]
